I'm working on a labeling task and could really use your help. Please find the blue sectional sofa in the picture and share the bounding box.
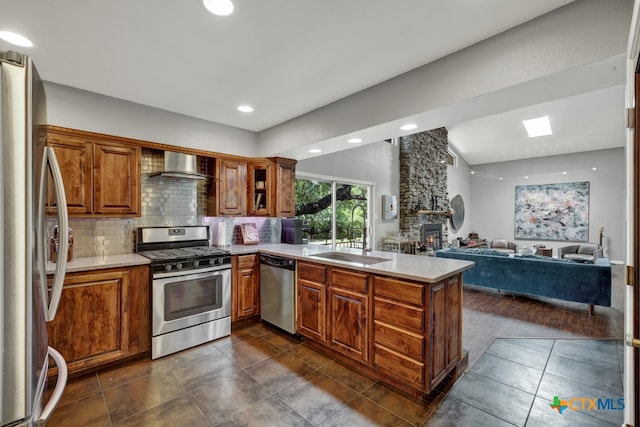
[435,247,612,312]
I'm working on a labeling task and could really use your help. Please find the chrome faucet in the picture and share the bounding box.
[351,204,368,255]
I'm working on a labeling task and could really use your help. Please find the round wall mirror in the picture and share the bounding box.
[450,195,465,231]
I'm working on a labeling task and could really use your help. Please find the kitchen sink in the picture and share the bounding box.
[311,252,390,265]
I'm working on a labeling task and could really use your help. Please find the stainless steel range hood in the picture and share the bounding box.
[150,151,207,180]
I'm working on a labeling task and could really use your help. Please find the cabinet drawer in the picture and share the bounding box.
[374,296,424,333]
[237,254,257,269]
[298,261,327,283]
[374,344,424,387]
[331,268,368,293]
[374,276,424,305]
[374,321,424,359]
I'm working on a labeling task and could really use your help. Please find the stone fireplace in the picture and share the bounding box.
[399,128,450,246]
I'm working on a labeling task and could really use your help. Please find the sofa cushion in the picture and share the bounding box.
[521,254,576,263]
[577,244,598,255]
[492,248,516,254]
[563,253,595,263]
[448,247,509,257]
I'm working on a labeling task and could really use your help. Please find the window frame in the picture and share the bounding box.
[295,171,374,249]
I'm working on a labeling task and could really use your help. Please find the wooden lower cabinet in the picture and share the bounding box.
[373,276,426,388]
[297,261,327,341]
[47,265,150,376]
[296,261,463,398]
[429,275,462,390]
[232,254,260,321]
[328,268,369,364]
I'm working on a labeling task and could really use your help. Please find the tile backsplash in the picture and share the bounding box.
[48,149,282,258]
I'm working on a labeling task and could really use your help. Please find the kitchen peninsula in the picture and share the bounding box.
[233,243,474,398]
[46,244,473,398]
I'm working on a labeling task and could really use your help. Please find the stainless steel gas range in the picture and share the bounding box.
[136,226,231,359]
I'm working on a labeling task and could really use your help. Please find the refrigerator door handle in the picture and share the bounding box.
[37,347,68,424]
[44,146,69,320]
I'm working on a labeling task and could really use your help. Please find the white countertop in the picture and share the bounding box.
[229,243,474,284]
[47,244,473,283]
[46,253,150,274]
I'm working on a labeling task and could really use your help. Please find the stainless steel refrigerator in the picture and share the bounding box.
[1,50,69,426]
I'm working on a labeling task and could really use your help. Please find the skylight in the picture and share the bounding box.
[523,116,552,138]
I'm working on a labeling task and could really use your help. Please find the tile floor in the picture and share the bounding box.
[427,338,624,426]
[45,321,624,427]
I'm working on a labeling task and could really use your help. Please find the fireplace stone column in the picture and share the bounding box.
[399,128,449,246]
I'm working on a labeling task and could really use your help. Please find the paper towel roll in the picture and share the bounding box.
[217,222,226,247]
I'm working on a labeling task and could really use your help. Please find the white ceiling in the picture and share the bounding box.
[447,84,626,165]
[1,0,625,165]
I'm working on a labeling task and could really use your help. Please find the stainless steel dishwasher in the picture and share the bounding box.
[260,254,296,334]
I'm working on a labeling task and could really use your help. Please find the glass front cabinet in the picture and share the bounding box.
[247,161,273,216]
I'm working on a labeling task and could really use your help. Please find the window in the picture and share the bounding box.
[295,174,372,249]
[446,148,457,167]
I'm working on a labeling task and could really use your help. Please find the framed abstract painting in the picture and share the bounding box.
[514,181,589,241]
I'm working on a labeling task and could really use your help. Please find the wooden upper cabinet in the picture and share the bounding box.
[46,136,93,215]
[45,128,141,217]
[247,161,273,216]
[207,156,295,218]
[273,158,296,217]
[208,158,246,216]
[93,143,140,215]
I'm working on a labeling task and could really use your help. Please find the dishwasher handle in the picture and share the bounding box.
[260,254,296,271]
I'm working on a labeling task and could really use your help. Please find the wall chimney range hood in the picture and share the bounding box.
[150,151,207,180]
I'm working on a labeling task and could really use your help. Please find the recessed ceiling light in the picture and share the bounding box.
[347,138,362,144]
[0,31,33,47]
[308,148,322,153]
[562,171,567,175]
[237,105,253,113]
[203,0,234,16]
[400,124,418,131]
[592,167,598,171]
[523,116,552,138]
[470,171,475,175]
[499,177,504,180]
[524,176,529,179]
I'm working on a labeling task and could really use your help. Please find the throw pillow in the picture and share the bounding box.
[463,248,509,257]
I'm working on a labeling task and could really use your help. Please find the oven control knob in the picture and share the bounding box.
[176,263,183,270]
[193,260,200,267]
[209,259,216,266]
[216,258,224,265]
[165,264,172,271]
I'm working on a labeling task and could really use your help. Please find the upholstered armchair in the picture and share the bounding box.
[488,238,517,254]
[559,243,603,263]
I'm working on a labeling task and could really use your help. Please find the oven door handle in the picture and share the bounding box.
[152,265,230,279]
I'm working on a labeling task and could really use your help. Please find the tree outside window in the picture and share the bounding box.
[295,178,370,248]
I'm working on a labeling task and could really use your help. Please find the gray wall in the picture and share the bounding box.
[446,147,473,241]
[44,82,258,157]
[467,148,624,262]
[296,140,400,250]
